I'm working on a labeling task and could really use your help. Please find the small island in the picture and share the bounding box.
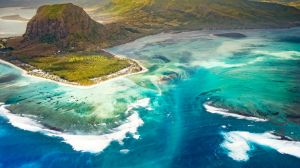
[0,3,143,86]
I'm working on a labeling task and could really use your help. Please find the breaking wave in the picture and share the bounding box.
[221,131,300,161]
[254,50,300,60]
[203,102,267,122]
[0,98,151,153]
[198,57,264,69]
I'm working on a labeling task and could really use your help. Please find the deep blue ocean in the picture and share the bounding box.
[1,27,300,168]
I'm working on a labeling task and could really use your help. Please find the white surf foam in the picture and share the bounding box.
[120,149,130,154]
[221,131,251,161]
[254,50,300,60]
[222,131,300,161]
[199,60,246,68]
[203,102,267,122]
[198,57,264,69]
[126,98,152,113]
[60,111,143,153]
[0,100,147,153]
[0,103,55,133]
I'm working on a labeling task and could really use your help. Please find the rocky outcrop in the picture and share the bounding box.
[2,3,144,56]
[23,3,105,49]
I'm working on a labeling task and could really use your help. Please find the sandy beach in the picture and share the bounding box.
[0,52,148,89]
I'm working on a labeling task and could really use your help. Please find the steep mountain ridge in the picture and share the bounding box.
[3,0,300,55]
[6,3,141,55]
[23,3,105,48]
[102,0,300,29]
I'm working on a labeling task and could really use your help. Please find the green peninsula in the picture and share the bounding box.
[1,1,300,86]
[12,52,140,86]
[0,3,142,86]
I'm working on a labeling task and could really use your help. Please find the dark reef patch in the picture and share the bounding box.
[214,33,247,39]
[0,74,18,83]
[178,51,193,63]
[152,55,171,63]
[198,89,221,97]
[279,36,300,43]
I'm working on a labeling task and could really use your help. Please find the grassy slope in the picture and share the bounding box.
[100,0,300,30]
[4,1,300,86]
[289,1,300,8]
[38,4,67,19]
[255,0,300,8]
[0,3,136,86]
[108,0,151,13]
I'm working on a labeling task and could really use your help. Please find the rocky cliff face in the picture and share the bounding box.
[23,3,105,49]
[5,3,142,55]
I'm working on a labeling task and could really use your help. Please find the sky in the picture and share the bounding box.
[0,0,106,7]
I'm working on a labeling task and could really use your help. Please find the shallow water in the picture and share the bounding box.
[0,28,300,167]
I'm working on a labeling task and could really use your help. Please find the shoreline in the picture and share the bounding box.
[0,52,148,89]
[1,26,298,89]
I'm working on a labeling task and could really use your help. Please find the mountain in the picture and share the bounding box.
[23,3,105,49]
[98,0,300,30]
[3,0,300,55]
[255,0,300,8]
[5,3,141,55]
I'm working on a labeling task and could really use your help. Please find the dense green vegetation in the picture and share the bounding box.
[256,0,300,8]
[22,54,131,85]
[3,1,300,87]
[289,1,300,8]
[255,0,299,4]
[108,0,151,14]
[38,4,68,19]
[6,1,300,57]
[100,0,300,30]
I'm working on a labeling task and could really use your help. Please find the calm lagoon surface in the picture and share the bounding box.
[1,26,300,167]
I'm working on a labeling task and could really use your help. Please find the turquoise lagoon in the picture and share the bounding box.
[0,27,300,167]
